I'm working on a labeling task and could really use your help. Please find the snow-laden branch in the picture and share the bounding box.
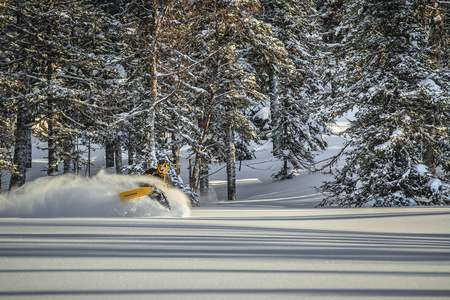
[54,73,93,84]
[157,48,223,78]
[240,159,279,172]
[149,46,232,110]
[215,89,247,99]
[314,141,351,172]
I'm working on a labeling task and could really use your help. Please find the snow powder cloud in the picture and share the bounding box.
[0,170,190,218]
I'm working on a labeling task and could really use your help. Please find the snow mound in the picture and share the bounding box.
[0,170,190,218]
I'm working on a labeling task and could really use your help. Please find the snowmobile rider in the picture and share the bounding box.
[144,159,170,183]
[141,159,171,209]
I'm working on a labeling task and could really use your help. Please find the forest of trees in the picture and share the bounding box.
[1,0,449,206]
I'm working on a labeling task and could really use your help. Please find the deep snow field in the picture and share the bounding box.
[0,132,449,299]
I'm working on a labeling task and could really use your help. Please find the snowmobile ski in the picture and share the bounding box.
[119,187,156,201]
[119,186,171,210]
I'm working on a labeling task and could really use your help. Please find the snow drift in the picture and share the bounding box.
[0,170,191,218]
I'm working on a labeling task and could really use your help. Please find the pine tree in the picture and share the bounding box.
[117,0,193,170]
[318,0,450,207]
[1,1,35,188]
[1,0,120,185]
[0,98,17,191]
[254,0,328,180]
[183,0,265,200]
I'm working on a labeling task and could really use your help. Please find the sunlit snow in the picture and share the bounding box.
[0,134,449,299]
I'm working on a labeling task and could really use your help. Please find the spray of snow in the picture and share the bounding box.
[0,170,190,218]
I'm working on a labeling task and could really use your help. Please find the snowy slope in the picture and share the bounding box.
[0,132,449,299]
[0,207,449,299]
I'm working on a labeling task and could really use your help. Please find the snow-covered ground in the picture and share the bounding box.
[1,207,449,299]
[0,132,449,299]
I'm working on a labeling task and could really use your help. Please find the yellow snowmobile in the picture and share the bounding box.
[119,160,171,210]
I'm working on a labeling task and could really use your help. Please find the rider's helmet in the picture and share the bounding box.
[157,159,170,175]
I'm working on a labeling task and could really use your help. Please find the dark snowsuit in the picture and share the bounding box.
[142,168,170,209]
[144,168,164,180]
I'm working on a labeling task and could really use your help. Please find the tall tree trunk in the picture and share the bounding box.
[127,131,134,166]
[171,132,181,175]
[114,136,123,174]
[199,160,209,200]
[75,135,80,175]
[226,121,236,200]
[189,158,194,190]
[280,115,289,179]
[105,139,115,168]
[423,143,436,175]
[269,71,280,155]
[146,3,159,169]
[191,88,216,192]
[26,126,32,168]
[46,25,57,176]
[128,147,134,166]
[47,113,58,176]
[190,153,200,192]
[63,139,74,174]
[9,105,31,190]
[147,109,157,168]
[282,157,289,178]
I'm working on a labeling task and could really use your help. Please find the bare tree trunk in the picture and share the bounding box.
[87,138,91,177]
[147,109,157,168]
[199,160,209,200]
[26,126,32,168]
[146,3,159,169]
[127,131,134,165]
[9,105,31,190]
[280,118,289,179]
[190,153,200,192]
[128,147,134,166]
[226,121,236,200]
[47,114,58,176]
[191,88,216,192]
[105,139,115,168]
[45,26,58,177]
[171,132,181,175]
[423,144,436,175]
[114,136,123,174]
[189,158,194,189]
[63,139,74,174]
[269,71,280,154]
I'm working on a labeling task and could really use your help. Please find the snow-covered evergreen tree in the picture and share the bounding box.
[1,0,120,185]
[0,100,17,191]
[0,5,18,187]
[1,1,35,187]
[319,0,450,207]
[184,0,265,200]
[254,0,328,180]
[117,0,199,170]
